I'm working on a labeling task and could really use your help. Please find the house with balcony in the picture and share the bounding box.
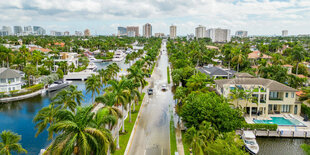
[215,78,300,117]
[0,68,22,93]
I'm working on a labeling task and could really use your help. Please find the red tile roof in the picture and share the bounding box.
[248,51,272,59]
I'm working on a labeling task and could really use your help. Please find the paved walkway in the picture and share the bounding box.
[175,122,185,155]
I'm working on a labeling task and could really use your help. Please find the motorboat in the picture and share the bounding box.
[48,80,70,92]
[112,50,126,62]
[86,62,98,72]
[242,131,259,155]
[88,56,103,63]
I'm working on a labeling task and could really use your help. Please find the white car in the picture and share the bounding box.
[161,84,168,91]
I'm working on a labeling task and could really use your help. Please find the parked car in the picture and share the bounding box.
[148,88,153,95]
[161,84,167,91]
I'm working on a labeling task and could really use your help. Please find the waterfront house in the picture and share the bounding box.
[198,65,236,79]
[215,78,300,117]
[0,68,22,93]
[248,51,272,65]
[54,52,79,67]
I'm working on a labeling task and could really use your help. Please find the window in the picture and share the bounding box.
[8,78,15,83]
[16,78,20,82]
[291,93,295,98]
[281,105,290,113]
[0,79,5,83]
[285,93,288,98]
[269,92,278,98]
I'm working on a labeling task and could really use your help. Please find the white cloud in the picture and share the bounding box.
[0,0,309,35]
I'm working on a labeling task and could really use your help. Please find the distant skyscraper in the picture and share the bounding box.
[33,26,46,35]
[127,31,136,37]
[170,25,177,39]
[50,31,62,36]
[206,28,231,43]
[14,26,23,35]
[24,26,32,35]
[143,23,152,38]
[117,27,127,36]
[235,30,248,37]
[84,29,91,36]
[195,25,206,39]
[64,31,70,36]
[2,26,12,35]
[282,30,288,36]
[75,31,83,36]
[127,26,139,37]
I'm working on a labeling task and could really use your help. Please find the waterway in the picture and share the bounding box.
[0,60,130,154]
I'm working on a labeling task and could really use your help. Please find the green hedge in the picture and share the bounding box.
[241,123,278,131]
[301,103,310,117]
[167,67,171,84]
[0,84,44,98]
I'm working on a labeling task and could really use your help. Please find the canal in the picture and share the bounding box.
[0,60,130,154]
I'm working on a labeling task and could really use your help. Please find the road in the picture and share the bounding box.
[128,39,174,155]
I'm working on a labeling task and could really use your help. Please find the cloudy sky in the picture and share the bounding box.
[1,0,310,36]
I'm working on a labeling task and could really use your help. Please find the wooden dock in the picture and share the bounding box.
[236,130,310,138]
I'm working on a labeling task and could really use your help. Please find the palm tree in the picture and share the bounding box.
[126,80,140,122]
[23,65,38,86]
[86,74,102,103]
[186,72,211,92]
[291,44,306,75]
[52,85,84,112]
[229,87,245,109]
[32,50,44,70]
[232,48,246,72]
[107,63,120,79]
[19,45,29,68]
[106,78,129,133]
[127,65,147,93]
[33,103,61,138]
[0,131,27,155]
[47,106,115,155]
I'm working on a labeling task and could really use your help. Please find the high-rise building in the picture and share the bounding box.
[14,26,23,35]
[127,31,136,37]
[84,29,91,36]
[170,25,177,39]
[50,31,63,36]
[206,28,231,43]
[143,23,152,38]
[282,30,288,37]
[117,27,127,36]
[195,25,206,39]
[127,26,139,37]
[235,30,248,38]
[24,26,32,35]
[75,31,83,36]
[33,26,46,35]
[2,26,12,35]
[64,31,70,36]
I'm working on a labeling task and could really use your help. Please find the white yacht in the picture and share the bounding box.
[48,80,71,92]
[242,131,259,155]
[112,50,126,62]
[88,56,103,63]
[86,62,98,72]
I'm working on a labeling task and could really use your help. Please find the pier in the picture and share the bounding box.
[64,71,98,81]
[236,129,310,138]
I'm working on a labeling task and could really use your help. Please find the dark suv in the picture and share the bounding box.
[148,88,153,95]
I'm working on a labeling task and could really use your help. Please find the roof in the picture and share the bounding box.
[199,66,236,77]
[296,91,303,96]
[215,78,297,92]
[235,72,254,78]
[0,68,21,79]
[248,51,272,59]
[297,74,308,79]
[282,64,293,67]
[206,45,219,50]
[29,47,51,53]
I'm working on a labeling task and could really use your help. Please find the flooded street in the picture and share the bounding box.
[128,40,174,155]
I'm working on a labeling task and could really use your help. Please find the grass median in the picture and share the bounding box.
[181,131,190,155]
[167,67,171,84]
[113,93,145,155]
[170,114,177,155]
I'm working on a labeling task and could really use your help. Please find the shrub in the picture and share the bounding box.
[301,103,310,117]
[241,123,278,131]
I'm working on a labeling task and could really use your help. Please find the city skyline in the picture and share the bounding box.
[0,0,310,36]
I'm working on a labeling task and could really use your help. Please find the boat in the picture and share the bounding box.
[112,50,126,62]
[48,80,70,92]
[88,56,103,63]
[241,131,259,155]
[86,62,97,72]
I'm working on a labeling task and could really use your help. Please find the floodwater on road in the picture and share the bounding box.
[128,40,174,155]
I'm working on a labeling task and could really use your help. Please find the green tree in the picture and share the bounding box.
[52,85,84,112]
[0,131,27,155]
[86,74,102,103]
[291,44,306,75]
[301,144,310,155]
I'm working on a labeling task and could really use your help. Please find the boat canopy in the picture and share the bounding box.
[243,131,256,139]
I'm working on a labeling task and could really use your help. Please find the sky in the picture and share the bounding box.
[0,0,310,36]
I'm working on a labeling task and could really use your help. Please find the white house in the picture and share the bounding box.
[0,68,22,93]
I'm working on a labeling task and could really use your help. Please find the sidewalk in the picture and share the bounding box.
[175,123,185,155]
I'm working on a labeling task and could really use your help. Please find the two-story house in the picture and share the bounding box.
[0,68,22,93]
[215,78,300,117]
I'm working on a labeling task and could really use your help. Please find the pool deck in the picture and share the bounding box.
[243,114,310,138]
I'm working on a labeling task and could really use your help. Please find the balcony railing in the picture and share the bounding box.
[269,98,283,101]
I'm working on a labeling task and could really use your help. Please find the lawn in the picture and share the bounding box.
[167,67,171,84]
[170,114,177,155]
[112,93,145,155]
[181,131,190,155]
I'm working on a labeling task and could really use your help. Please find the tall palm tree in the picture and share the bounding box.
[47,106,115,155]
[33,103,61,138]
[106,78,129,133]
[291,44,306,75]
[127,65,147,93]
[32,50,44,70]
[107,63,120,79]
[232,48,246,72]
[126,80,140,122]
[19,45,29,68]
[0,131,27,155]
[52,85,84,112]
[86,74,102,104]
[229,87,245,109]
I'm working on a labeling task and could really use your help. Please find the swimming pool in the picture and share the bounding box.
[253,117,306,126]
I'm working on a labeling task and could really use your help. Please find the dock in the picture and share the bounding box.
[64,71,98,81]
[236,129,310,138]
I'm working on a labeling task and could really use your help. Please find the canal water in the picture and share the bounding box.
[0,60,130,154]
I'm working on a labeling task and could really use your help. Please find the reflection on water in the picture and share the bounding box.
[257,137,310,155]
[0,61,128,155]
